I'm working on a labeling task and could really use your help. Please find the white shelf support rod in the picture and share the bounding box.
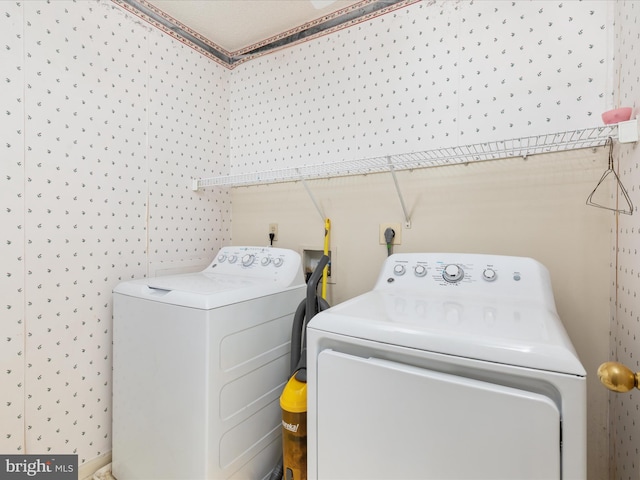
[298,169,326,222]
[387,156,411,228]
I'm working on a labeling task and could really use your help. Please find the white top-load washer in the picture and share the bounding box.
[112,246,305,480]
[307,253,586,480]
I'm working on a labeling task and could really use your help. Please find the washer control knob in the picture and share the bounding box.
[228,255,238,264]
[414,265,427,277]
[443,264,464,283]
[393,264,406,276]
[261,257,271,266]
[272,258,284,267]
[217,254,227,263]
[482,268,497,282]
[242,254,255,266]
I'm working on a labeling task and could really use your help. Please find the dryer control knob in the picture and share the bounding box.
[228,255,237,264]
[242,254,255,266]
[414,265,427,277]
[443,264,464,283]
[261,257,271,266]
[272,258,284,267]
[482,268,497,282]
[217,255,227,263]
[393,264,406,276]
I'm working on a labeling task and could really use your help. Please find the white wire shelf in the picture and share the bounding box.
[192,124,621,190]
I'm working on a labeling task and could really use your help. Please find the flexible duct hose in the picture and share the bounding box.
[269,255,330,480]
[269,461,284,480]
[289,300,307,375]
[305,255,329,335]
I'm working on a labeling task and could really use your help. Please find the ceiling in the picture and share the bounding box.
[115,0,415,67]
[146,0,363,53]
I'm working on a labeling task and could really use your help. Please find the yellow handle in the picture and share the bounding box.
[597,362,640,393]
[321,218,330,300]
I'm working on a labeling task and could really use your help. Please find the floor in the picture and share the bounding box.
[92,463,116,480]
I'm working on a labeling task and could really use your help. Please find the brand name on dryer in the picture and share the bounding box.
[282,420,299,433]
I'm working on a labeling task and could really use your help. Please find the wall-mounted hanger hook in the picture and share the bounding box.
[585,137,634,215]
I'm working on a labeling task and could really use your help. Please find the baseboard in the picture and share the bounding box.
[79,452,112,480]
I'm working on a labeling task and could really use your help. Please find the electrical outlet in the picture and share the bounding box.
[379,223,402,245]
[269,223,278,242]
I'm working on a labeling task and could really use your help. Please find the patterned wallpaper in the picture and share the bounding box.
[609,1,640,479]
[0,0,230,463]
[1,0,26,457]
[229,0,613,174]
[2,0,637,476]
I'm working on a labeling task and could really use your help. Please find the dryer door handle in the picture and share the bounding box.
[598,362,640,392]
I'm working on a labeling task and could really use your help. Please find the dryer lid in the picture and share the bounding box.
[307,290,586,376]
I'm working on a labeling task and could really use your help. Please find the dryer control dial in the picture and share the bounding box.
[228,255,238,264]
[414,265,427,277]
[393,264,406,276]
[272,258,284,267]
[443,264,464,283]
[482,268,497,282]
[217,254,227,263]
[261,257,271,266]
[242,254,255,267]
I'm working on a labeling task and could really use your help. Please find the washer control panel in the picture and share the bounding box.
[205,246,303,281]
[380,253,552,302]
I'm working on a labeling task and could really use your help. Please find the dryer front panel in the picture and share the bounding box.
[315,349,560,480]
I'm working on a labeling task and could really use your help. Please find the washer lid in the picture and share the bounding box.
[113,246,306,309]
[145,272,260,294]
[113,272,301,309]
[307,290,585,376]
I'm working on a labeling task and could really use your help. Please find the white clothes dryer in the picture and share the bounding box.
[112,246,305,480]
[307,253,586,480]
